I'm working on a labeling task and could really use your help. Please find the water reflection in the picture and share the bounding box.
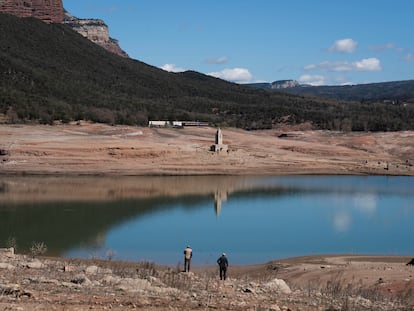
[214,190,228,216]
[0,175,413,265]
[0,175,261,203]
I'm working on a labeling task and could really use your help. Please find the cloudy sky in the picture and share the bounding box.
[64,0,414,85]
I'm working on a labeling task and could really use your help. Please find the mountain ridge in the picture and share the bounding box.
[247,79,414,103]
[0,13,413,131]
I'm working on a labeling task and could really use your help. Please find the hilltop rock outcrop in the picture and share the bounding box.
[0,1,128,57]
[0,0,63,23]
[64,11,129,58]
[269,80,300,89]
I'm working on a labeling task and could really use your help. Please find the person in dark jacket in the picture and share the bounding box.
[217,253,228,280]
[183,245,192,272]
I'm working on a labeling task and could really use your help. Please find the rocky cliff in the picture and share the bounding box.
[0,1,128,57]
[0,0,63,23]
[64,11,128,58]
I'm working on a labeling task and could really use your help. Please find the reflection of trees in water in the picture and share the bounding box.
[80,231,107,249]
[3,175,398,257]
[0,175,260,255]
[0,195,211,256]
[1,189,294,256]
[1,176,411,205]
[0,182,7,193]
[0,175,267,203]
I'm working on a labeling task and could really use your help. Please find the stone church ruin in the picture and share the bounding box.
[210,128,228,153]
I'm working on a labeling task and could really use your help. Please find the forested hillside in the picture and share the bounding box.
[1,13,413,131]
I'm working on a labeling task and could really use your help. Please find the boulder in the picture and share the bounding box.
[264,278,292,294]
[0,262,15,270]
[0,247,14,258]
[26,260,44,269]
[63,264,76,272]
[85,265,99,275]
[117,278,151,292]
[71,274,92,286]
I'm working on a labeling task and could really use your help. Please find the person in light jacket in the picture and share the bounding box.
[217,253,228,280]
[183,245,192,272]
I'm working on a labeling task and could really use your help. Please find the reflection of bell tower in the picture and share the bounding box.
[214,190,228,217]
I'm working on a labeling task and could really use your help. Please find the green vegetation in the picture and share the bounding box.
[30,241,47,256]
[271,80,414,103]
[1,13,413,131]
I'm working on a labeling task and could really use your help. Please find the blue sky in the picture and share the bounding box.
[64,1,414,86]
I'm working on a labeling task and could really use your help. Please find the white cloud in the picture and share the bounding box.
[206,56,229,64]
[207,68,254,83]
[371,43,405,52]
[334,76,353,85]
[403,53,414,62]
[329,38,358,53]
[304,58,382,72]
[298,74,326,86]
[353,194,377,214]
[104,6,118,13]
[333,211,351,232]
[160,63,186,72]
[354,58,382,71]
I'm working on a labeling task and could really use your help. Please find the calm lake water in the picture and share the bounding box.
[0,175,413,265]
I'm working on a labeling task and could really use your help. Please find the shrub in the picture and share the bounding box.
[30,241,47,256]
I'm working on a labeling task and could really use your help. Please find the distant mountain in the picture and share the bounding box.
[0,13,413,131]
[247,80,300,90]
[247,80,414,103]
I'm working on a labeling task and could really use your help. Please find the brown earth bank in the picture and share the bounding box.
[1,248,414,310]
[0,122,413,176]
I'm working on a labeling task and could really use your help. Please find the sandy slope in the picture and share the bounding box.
[1,122,413,176]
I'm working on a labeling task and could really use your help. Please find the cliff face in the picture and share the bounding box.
[64,11,129,58]
[0,1,128,57]
[0,0,63,23]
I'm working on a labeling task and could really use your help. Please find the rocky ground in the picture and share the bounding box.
[0,122,413,176]
[1,248,414,310]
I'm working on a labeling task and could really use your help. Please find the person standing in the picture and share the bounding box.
[217,253,228,280]
[183,245,192,272]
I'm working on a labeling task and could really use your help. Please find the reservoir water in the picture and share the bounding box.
[0,175,413,265]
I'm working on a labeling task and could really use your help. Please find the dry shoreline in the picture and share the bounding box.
[0,123,413,176]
